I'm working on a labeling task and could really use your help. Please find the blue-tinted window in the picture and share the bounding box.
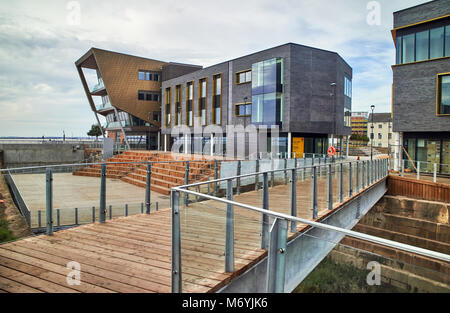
[402,33,415,63]
[416,30,429,61]
[445,26,450,57]
[396,36,402,64]
[430,27,444,59]
[439,75,450,115]
[138,71,145,80]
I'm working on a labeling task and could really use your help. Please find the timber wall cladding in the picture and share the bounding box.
[94,49,167,124]
[387,175,450,203]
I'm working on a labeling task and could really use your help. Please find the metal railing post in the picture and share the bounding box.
[255,159,260,191]
[225,179,235,273]
[266,218,288,293]
[100,163,106,223]
[284,158,288,185]
[367,160,370,186]
[261,172,270,249]
[313,166,318,219]
[171,190,182,293]
[401,159,404,177]
[290,168,297,232]
[214,160,219,196]
[356,161,360,192]
[348,162,353,197]
[146,162,151,214]
[38,210,42,229]
[433,163,437,183]
[362,161,366,190]
[75,208,78,225]
[46,168,53,235]
[56,208,60,228]
[417,161,420,180]
[339,163,343,203]
[328,164,333,211]
[237,160,241,195]
[184,162,189,206]
[109,205,112,220]
[371,160,374,184]
[125,204,128,216]
[92,206,95,223]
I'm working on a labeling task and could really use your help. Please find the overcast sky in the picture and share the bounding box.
[0,0,428,137]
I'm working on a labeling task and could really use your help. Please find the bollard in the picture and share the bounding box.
[146,162,151,214]
[261,172,270,249]
[100,163,106,223]
[156,202,159,211]
[75,208,78,225]
[46,169,53,235]
[92,206,95,223]
[38,210,42,229]
[109,205,112,220]
[141,202,144,214]
[125,204,128,216]
[56,208,60,228]
[225,179,234,273]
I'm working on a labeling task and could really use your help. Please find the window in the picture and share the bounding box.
[446,26,450,57]
[378,124,382,129]
[344,108,351,127]
[212,74,222,124]
[199,78,207,126]
[175,85,181,126]
[235,103,252,116]
[388,133,392,140]
[165,87,171,127]
[378,133,382,140]
[344,76,352,98]
[430,27,444,59]
[138,90,160,102]
[416,30,429,61]
[438,74,450,115]
[236,70,251,84]
[138,70,161,81]
[402,33,415,64]
[186,82,193,127]
[251,58,283,125]
[153,112,160,122]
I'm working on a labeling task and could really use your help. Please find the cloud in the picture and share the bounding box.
[0,0,428,136]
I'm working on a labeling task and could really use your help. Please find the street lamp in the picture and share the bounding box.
[370,105,375,161]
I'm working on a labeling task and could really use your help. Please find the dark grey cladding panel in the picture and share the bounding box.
[161,63,203,81]
[392,58,450,132]
[393,0,450,29]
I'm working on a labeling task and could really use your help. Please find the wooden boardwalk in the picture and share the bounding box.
[0,171,369,293]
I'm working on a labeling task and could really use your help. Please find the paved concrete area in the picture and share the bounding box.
[12,173,170,227]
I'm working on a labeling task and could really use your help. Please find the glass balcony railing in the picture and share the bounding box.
[90,78,105,93]
[95,100,112,111]
[105,120,130,129]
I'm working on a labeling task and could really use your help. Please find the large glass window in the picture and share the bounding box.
[175,85,181,126]
[165,87,171,127]
[415,30,429,61]
[446,26,450,57]
[199,78,207,126]
[212,74,222,124]
[438,74,450,115]
[430,27,444,59]
[186,82,193,126]
[396,36,402,64]
[251,58,283,125]
[402,33,415,64]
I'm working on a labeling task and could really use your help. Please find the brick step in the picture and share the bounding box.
[73,171,122,179]
[127,172,185,186]
[77,167,129,176]
[120,177,171,195]
[91,164,137,171]
[133,167,199,179]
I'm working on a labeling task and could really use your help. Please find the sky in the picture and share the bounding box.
[0,0,430,137]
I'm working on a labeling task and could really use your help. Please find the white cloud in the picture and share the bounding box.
[0,0,429,136]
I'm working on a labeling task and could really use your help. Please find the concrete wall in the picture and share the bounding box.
[0,144,85,168]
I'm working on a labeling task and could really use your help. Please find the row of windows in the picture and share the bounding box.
[138,90,160,102]
[138,70,161,82]
[396,24,450,64]
[370,133,392,140]
[165,75,222,127]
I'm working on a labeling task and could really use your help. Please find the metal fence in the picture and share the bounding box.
[3,171,31,226]
[168,158,428,293]
[398,159,450,181]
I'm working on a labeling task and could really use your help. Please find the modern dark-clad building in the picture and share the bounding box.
[161,43,352,158]
[391,0,450,174]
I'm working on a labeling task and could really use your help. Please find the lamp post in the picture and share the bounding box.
[370,105,375,161]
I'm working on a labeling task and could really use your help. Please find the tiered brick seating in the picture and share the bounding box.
[73,151,218,195]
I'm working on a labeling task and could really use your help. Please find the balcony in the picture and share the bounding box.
[95,100,113,112]
[90,78,106,95]
[105,120,131,129]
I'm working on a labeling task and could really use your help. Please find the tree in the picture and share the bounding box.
[87,124,103,141]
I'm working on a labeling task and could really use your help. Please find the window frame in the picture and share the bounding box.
[235,102,252,117]
[165,87,171,127]
[235,69,252,85]
[212,73,222,125]
[186,81,194,127]
[198,77,207,126]
[175,84,182,126]
[437,72,450,116]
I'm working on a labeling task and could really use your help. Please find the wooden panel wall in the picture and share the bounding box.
[387,175,450,203]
